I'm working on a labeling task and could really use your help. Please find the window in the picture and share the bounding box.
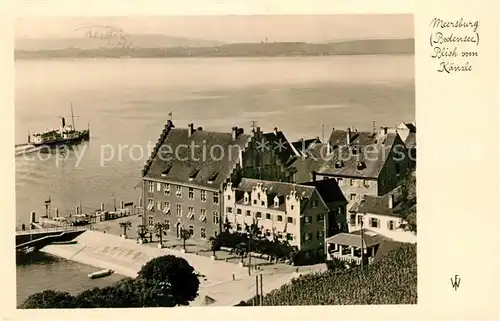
[363,180,369,188]
[253,200,257,205]
[246,210,251,216]
[189,188,194,199]
[291,205,295,210]
[147,198,155,211]
[156,201,162,211]
[212,211,220,225]
[200,209,207,222]
[256,212,262,218]
[176,185,182,198]
[227,195,231,200]
[165,220,170,230]
[317,214,324,222]
[338,206,344,215]
[261,201,265,206]
[236,224,242,231]
[148,215,154,227]
[350,214,356,225]
[287,217,293,224]
[277,215,283,222]
[337,178,343,186]
[213,194,219,204]
[304,233,312,242]
[164,184,170,195]
[176,204,182,217]
[226,207,233,213]
[189,225,194,236]
[286,233,295,241]
[237,208,242,215]
[200,228,206,239]
[157,182,161,192]
[148,181,154,193]
[257,193,261,200]
[201,190,207,202]
[312,200,318,208]
[388,177,393,185]
[164,201,170,210]
[349,179,354,186]
[187,206,195,220]
[274,198,279,207]
[357,215,363,225]
[304,216,311,224]
[266,213,271,220]
[265,229,271,237]
[387,220,395,231]
[316,230,324,239]
[370,218,379,228]
[244,194,249,204]
[350,194,356,201]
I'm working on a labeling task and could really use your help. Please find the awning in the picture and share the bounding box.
[187,212,195,219]
[199,214,206,222]
[163,207,170,214]
[147,204,154,211]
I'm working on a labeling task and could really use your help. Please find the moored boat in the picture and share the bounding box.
[88,269,114,279]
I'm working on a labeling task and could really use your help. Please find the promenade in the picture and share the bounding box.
[41,217,326,306]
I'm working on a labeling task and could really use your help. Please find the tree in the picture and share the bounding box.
[137,255,200,306]
[154,222,168,246]
[119,220,132,238]
[223,217,232,232]
[208,236,221,258]
[233,241,248,264]
[137,224,149,242]
[179,227,191,251]
[20,290,74,309]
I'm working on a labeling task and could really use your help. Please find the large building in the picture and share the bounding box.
[223,178,347,257]
[288,126,411,232]
[141,121,298,242]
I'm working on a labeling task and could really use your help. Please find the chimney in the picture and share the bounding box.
[388,194,394,209]
[273,127,278,135]
[380,126,388,135]
[311,171,317,182]
[188,123,195,136]
[346,127,351,145]
[231,126,238,140]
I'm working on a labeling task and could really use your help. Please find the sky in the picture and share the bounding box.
[15,15,413,43]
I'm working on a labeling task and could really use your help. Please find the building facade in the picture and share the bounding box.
[223,178,347,256]
[141,122,298,242]
[348,193,416,243]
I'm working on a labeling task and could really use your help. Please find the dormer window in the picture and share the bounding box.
[352,147,358,155]
[207,172,218,184]
[335,160,343,168]
[244,193,249,204]
[188,169,200,181]
[357,161,366,170]
[274,197,279,208]
[161,165,172,177]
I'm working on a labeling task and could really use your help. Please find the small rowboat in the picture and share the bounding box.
[88,269,114,279]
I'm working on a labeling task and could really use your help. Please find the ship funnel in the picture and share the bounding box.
[61,117,66,127]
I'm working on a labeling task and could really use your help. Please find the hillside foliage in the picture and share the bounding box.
[259,243,417,305]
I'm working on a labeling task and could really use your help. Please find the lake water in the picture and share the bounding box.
[15,55,414,304]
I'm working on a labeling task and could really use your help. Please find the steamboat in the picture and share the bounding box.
[28,106,90,148]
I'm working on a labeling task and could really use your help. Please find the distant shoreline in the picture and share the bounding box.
[14,52,414,61]
[15,39,415,60]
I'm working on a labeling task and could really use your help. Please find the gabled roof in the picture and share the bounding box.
[291,138,321,155]
[404,132,416,149]
[325,229,385,248]
[144,124,252,189]
[289,129,404,180]
[301,178,347,204]
[357,194,397,217]
[257,129,298,166]
[237,178,315,199]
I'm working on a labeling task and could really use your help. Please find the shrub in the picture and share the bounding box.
[260,243,417,305]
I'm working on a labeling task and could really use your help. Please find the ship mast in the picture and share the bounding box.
[71,103,76,129]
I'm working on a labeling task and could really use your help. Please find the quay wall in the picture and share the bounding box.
[16,229,86,246]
